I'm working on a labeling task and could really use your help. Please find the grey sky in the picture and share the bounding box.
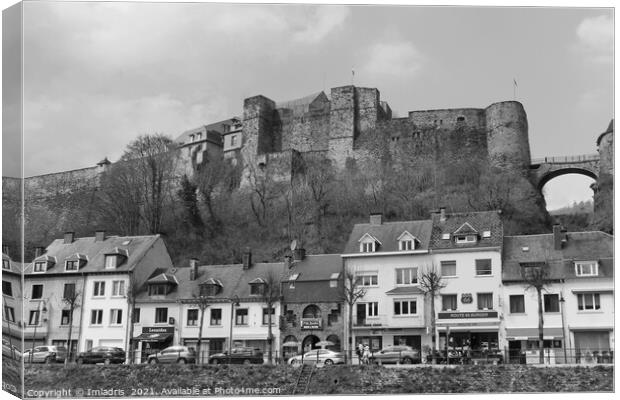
[2,1,614,209]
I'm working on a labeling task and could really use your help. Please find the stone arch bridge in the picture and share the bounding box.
[529,154,600,190]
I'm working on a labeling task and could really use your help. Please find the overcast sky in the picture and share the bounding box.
[1,1,614,210]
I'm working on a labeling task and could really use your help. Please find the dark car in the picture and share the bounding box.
[371,345,421,364]
[147,346,196,364]
[23,345,67,364]
[76,346,126,365]
[209,347,264,365]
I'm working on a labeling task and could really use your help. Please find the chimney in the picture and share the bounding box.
[2,245,9,256]
[293,248,306,261]
[189,258,198,281]
[95,230,106,242]
[369,213,382,225]
[552,224,567,250]
[242,247,252,269]
[439,207,446,223]
[284,255,293,269]
[34,247,45,258]
[64,232,75,244]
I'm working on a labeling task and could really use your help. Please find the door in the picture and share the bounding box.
[356,304,366,325]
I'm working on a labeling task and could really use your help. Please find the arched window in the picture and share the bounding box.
[302,305,321,318]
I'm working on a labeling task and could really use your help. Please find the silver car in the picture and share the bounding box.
[147,346,196,364]
[288,349,344,366]
[371,345,421,364]
[23,345,67,364]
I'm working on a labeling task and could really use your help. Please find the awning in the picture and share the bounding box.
[505,327,564,340]
[135,332,173,342]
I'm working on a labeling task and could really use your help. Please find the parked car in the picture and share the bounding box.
[2,339,21,360]
[209,347,264,365]
[371,345,421,364]
[23,346,67,364]
[76,346,125,365]
[288,349,344,366]
[147,346,196,364]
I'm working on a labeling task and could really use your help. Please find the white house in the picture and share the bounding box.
[502,226,614,364]
[428,210,504,356]
[342,213,433,354]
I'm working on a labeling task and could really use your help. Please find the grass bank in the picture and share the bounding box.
[23,364,613,396]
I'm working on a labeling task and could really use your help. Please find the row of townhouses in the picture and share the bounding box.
[2,209,614,364]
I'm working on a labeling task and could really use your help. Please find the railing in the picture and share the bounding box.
[530,154,599,165]
[353,315,388,327]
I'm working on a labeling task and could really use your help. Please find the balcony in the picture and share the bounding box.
[353,315,388,328]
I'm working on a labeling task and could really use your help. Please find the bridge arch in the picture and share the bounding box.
[536,167,598,191]
[530,154,599,191]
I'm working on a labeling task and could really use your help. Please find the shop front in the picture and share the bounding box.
[572,329,613,364]
[134,326,174,363]
[436,310,501,363]
[505,327,565,364]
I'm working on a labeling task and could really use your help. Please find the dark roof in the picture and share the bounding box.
[385,286,424,295]
[2,253,23,275]
[596,119,614,146]
[502,231,614,282]
[135,262,287,303]
[276,91,326,115]
[430,211,503,251]
[23,235,162,275]
[287,254,342,281]
[343,220,432,254]
[174,119,234,146]
[282,254,343,303]
[147,273,179,285]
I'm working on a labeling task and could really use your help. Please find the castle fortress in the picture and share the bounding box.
[13,85,613,203]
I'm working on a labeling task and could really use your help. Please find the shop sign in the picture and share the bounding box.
[300,318,322,330]
[438,311,498,319]
[143,326,174,334]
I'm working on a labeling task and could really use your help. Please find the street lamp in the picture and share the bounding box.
[559,294,568,363]
[228,295,240,364]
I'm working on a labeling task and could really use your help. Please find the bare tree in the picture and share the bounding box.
[418,264,447,364]
[61,284,81,365]
[521,261,552,364]
[340,266,367,364]
[121,134,178,234]
[257,269,282,365]
[187,287,211,364]
[125,274,141,364]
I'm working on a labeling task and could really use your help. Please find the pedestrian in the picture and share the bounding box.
[357,343,364,365]
[363,345,371,365]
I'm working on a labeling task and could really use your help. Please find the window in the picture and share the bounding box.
[133,308,141,323]
[457,116,465,122]
[441,260,456,277]
[250,283,264,295]
[395,268,418,285]
[93,281,105,297]
[475,259,492,275]
[65,260,79,271]
[358,274,378,286]
[149,284,168,296]
[187,309,198,326]
[196,132,202,141]
[442,295,457,311]
[3,259,10,270]
[63,283,76,300]
[235,308,248,325]
[361,242,376,253]
[366,302,379,317]
[455,235,477,244]
[32,284,43,299]
[61,310,72,325]
[110,309,122,325]
[543,294,560,313]
[112,280,125,297]
[509,295,525,313]
[289,273,300,289]
[400,240,414,251]
[394,300,417,316]
[577,293,601,311]
[262,307,275,325]
[477,293,493,310]
[575,261,598,277]
[190,134,195,142]
[230,135,237,146]
[105,255,117,269]
[34,261,46,272]
[210,308,222,325]
[4,306,15,322]
[2,281,13,297]
[29,310,40,325]
[90,310,103,325]
[155,308,168,323]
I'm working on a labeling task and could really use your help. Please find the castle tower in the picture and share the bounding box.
[328,86,357,169]
[597,119,614,179]
[242,95,277,157]
[485,101,531,171]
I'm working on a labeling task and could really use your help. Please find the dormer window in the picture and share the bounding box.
[359,233,381,253]
[148,284,169,296]
[2,259,10,270]
[190,134,195,142]
[65,261,79,271]
[575,261,598,277]
[196,132,202,141]
[249,278,266,296]
[105,255,117,269]
[34,262,47,273]
[147,272,179,296]
[330,272,340,288]
[397,231,419,251]
[455,235,477,244]
[289,273,300,289]
[65,253,87,271]
[199,278,223,296]
[33,256,55,273]
[104,248,128,269]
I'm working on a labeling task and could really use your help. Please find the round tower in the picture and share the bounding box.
[485,101,531,171]
[596,119,614,178]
